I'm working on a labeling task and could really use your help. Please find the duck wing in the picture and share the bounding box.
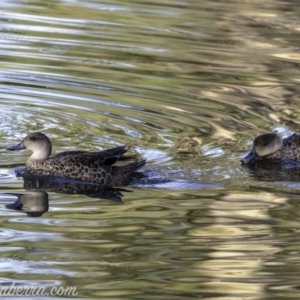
[51,145,127,166]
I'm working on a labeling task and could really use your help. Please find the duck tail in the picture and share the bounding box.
[111,160,146,185]
[115,160,146,175]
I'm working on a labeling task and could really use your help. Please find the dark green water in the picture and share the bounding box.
[0,0,300,299]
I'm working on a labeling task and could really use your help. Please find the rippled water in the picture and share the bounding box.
[1,0,300,299]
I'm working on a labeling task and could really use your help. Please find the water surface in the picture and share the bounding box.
[0,0,300,299]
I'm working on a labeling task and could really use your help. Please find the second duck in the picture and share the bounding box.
[241,132,300,164]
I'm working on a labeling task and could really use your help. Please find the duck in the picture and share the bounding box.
[6,132,146,185]
[241,132,300,164]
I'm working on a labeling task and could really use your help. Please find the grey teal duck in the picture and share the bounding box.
[241,132,300,164]
[6,132,146,185]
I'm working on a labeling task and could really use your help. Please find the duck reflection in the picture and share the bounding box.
[5,191,49,217]
[22,175,128,201]
[242,159,300,181]
[5,175,128,217]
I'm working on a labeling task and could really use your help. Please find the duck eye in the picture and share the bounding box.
[30,136,37,141]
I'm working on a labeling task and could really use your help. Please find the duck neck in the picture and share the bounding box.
[29,146,52,160]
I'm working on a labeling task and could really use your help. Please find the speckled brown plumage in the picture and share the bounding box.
[267,133,300,161]
[6,132,146,185]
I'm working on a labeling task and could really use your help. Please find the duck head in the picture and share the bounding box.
[6,132,52,160]
[241,133,282,164]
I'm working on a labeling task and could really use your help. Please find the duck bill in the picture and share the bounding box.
[6,141,26,151]
[240,150,258,165]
